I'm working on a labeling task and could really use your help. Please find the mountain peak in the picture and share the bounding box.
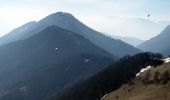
[54,12,73,16]
[39,12,77,26]
[45,12,75,20]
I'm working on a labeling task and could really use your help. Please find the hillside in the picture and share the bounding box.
[0,12,140,57]
[101,58,170,100]
[0,26,114,100]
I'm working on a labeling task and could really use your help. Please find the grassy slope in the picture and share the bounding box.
[101,62,170,100]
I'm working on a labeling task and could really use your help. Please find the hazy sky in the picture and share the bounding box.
[0,0,170,40]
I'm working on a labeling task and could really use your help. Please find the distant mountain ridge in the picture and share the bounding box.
[111,35,144,47]
[138,25,170,55]
[0,12,141,57]
[0,21,37,46]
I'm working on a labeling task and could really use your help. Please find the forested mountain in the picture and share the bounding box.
[0,12,140,57]
[0,26,114,100]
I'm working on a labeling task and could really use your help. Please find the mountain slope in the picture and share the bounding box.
[101,59,170,100]
[0,21,37,46]
[39,12,141,57]
[0,26,114,100]
[112,35,144,47]
[138,25,170,54]
[0,12,141,57]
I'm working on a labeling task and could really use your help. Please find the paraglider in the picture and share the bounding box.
[148,14,150,21]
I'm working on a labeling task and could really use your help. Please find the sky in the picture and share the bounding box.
[0,0,170,40]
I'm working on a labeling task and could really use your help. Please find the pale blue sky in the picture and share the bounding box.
[0,0,170,40]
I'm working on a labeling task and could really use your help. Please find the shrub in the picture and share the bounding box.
[161,71,170,84]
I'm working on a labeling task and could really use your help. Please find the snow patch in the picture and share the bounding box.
[163,57,170,63]
[136,66,151,76]
[136,57,170,77]
[102,93,108,99]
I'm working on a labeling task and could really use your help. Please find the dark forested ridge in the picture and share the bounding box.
[0,26,115,100]
[48,52,163,100]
